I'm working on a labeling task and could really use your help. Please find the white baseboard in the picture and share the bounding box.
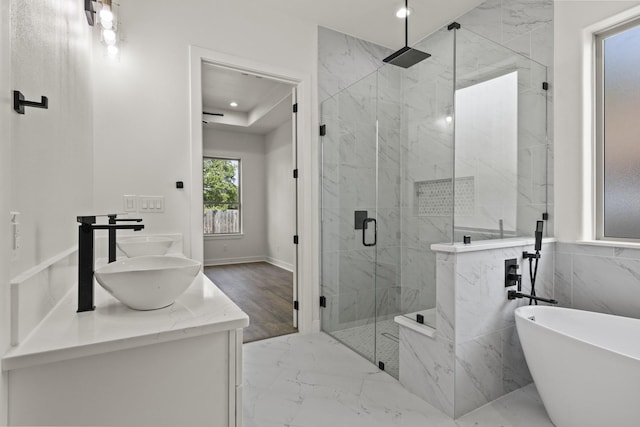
[265,257,294,272]
[204,255,266,267]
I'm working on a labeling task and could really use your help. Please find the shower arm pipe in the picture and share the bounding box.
[405,0,408,46]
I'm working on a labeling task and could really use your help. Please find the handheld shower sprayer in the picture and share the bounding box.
[534,220,543,252]
[508,220,557,305]
[524,221,544,305]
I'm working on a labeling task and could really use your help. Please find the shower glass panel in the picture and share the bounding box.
[453,29,549,241]
[321,71,379,365]
[321,28,456,380]
[320,25,547,380]
[396,28,455,334]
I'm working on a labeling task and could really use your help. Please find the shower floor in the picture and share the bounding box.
[329,308,437,379]
[332,318,400,378]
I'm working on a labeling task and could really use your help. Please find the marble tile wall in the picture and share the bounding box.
[318,27,391,104]
[399,242,554,418]
[452,242,554,416]
[319,30,401,332]
[319,0,554,407]
[554,243,640,317]
[399,251,456,417]
[400,28,455,315]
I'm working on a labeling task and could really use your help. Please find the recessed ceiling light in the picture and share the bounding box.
[230,102,238,107]
[396,7,412,18]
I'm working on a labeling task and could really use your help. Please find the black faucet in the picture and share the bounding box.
[507,274,558,305]
[77,215,144,312]
[107,214,143,263]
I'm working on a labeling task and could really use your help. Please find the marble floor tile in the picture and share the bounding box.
[243,332,553,427]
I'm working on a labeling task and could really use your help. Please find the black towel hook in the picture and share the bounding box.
[13,90,48,114]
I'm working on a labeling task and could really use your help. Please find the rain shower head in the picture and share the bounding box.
[383,0,430,68]
[383,46,431,68]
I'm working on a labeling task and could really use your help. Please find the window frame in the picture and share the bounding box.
[594,17,640,242]
[203,156,242,236]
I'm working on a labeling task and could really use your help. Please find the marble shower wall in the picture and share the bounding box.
[452,242,554,416]
[319,27,404,332]
[457,0,554,238]
[399,241,555,418]
[321,73,379,332]
[318,27,391,104]
[400,28,455,314]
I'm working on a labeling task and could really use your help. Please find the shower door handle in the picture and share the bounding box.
[362,218,377,247]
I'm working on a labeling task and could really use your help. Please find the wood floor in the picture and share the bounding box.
[204,262,297,343]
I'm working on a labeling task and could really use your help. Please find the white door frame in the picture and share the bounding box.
[188,46,319,334]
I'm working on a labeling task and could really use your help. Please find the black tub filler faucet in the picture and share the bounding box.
[77,215,144,312]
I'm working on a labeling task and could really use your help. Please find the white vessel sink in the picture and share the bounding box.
[117,236,173,257]
[94,255,201,310]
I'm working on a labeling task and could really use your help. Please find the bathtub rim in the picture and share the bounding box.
[515,305,640,363]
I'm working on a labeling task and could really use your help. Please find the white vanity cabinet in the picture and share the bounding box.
[3,274,248,427]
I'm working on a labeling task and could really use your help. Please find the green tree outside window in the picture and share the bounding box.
[203,158,239,211]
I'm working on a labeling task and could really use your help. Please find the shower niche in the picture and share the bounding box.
[320,25,549,379]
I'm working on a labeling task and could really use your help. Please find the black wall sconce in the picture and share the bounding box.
[84,0,96,26]
[13,91,48,115]
[84,0,121,58]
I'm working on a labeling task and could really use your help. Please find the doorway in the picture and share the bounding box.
[197,61,299,342]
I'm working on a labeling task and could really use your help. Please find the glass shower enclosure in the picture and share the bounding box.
[320,26,548,379]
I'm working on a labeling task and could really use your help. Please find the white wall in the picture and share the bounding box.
[554,0,640,241]
[91,0,320,331]
[91,0,317,242]
[10,0,93,277]
[265,120,294,270]
[0,0,11,421]
[1,0,93,422]
[203,128,266,265]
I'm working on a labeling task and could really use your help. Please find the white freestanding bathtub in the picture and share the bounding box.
[515,306,640,427]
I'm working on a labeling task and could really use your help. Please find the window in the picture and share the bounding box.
[596,19,640,240]
[203,157,241,235]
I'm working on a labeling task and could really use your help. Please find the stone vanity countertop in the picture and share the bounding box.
[2,273,249,371]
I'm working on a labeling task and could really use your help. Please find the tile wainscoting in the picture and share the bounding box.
[555,242,640,318]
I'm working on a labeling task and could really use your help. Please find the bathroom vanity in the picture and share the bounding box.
[2,273,249,427]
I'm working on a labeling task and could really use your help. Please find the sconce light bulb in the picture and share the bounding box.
[107,45,119,56]
[103,29,116,45]
[445,115,453,123]
[101,19,113,30]
[99,5,114,23]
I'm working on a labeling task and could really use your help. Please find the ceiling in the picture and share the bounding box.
[201,0,486,134]
[202,63,294,135]
[257,0,486,48]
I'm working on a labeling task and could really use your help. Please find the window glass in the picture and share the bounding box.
[598,21,640,239]
[203,158,240,235]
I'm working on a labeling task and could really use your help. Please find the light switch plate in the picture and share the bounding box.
[139,196,164,213]
[123,195,137,212]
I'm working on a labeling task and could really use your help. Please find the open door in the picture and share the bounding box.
[292,87,299,329]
